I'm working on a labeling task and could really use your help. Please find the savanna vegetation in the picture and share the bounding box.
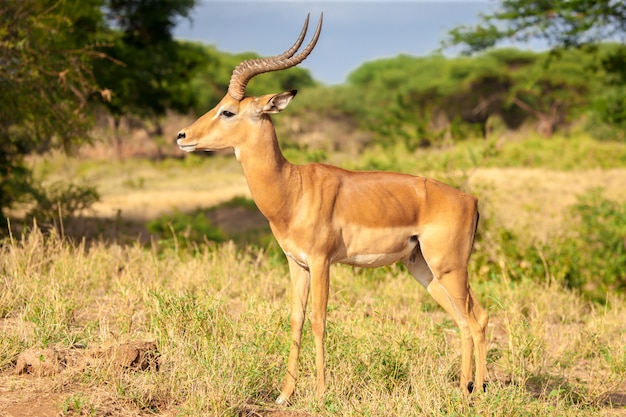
[1,0,626,416]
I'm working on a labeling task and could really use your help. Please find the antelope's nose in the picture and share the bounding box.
[177,131,186,140]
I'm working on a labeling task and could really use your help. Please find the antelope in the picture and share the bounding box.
[176,14,489,404]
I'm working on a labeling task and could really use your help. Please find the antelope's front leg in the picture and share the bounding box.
[277,258,310,405]
[309,258,330,400]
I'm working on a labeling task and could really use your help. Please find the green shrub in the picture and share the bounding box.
[26,181,100,226]
[146,209,226,252]
[563,189,626,300]
[144,197,286,262]
[475,189,626,303]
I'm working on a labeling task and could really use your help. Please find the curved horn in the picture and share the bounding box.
[228,13,323,101]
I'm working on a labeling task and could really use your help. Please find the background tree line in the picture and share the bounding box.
[1,0,624,219]
[322,45,617,150]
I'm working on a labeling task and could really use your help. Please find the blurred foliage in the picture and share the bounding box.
[475,190,626,304]
[95,0,201,116]
[146,209,226,253]
[0,0,104,216]
[446,0,626,136]
[565,189,626,300]
[342,47,605,147]
[27,182,100,225]
[145,197,284,261]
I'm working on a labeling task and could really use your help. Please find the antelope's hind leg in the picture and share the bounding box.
[404,242,488,393]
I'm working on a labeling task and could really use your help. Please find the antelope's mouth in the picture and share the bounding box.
[177,139,197,153]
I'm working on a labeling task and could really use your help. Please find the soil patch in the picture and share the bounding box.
[2,341,160,417]
[1,393,61,417]
[13,341,159,377]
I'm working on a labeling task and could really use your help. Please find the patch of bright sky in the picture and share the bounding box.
[174,1,543,85]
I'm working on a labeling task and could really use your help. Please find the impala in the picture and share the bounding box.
[176,14,489,403]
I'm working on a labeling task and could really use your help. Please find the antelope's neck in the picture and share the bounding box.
[237,121,301,224]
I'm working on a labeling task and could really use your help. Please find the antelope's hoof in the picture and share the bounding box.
[467,381,488,393]
[275,394,289,405]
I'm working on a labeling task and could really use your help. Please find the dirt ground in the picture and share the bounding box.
[1,393,59,417]
[0,341,159,417]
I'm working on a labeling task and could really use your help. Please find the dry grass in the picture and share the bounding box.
[2,138,626,416]
[468,167,626,240]
[1,223,625,416]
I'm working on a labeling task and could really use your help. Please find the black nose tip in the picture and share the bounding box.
[177,132,186,140]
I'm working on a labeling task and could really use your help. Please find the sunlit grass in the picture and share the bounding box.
[3,133,625,415]
[1,227,625,416]
[341,133,626,174]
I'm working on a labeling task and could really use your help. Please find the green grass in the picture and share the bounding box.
[334,133,626,174]
[1,227,625,416]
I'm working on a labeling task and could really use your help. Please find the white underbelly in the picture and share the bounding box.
[336,227,419,267]
[338,250,413,268]
[278,225,420,270]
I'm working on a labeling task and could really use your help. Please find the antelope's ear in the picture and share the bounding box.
[261,90,297,114]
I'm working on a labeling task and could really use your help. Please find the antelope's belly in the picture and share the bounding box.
[335,226,419,268]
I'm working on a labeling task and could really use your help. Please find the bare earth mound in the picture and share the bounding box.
[2,342,159,417]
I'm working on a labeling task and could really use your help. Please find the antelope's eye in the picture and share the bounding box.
[221,110,235,118]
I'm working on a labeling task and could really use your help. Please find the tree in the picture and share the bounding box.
[447,0,626,136]
[447,0,625,53]
[345,48,596,141]
[441,53,517,139]
[463,48,593,138]
[346,55,452,147]
[0,0,105,218]
[94,0,206,157]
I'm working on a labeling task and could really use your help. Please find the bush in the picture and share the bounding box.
[146,209,226,252]
[27,182,100,224]
[564,189,626,300]
[475,189,626,303]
